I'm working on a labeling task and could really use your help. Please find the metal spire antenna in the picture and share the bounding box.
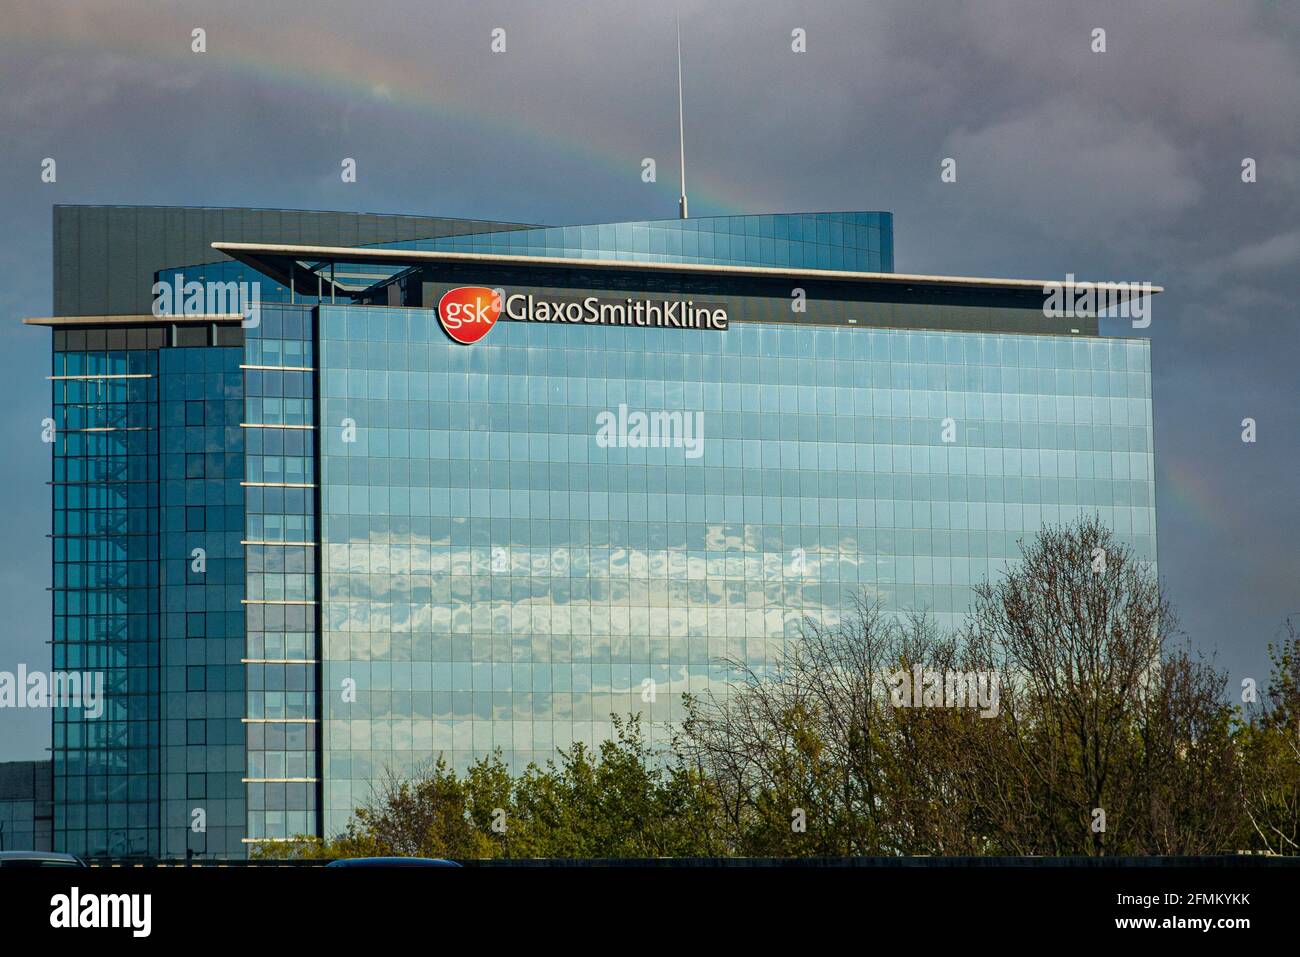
[676,9,688,219]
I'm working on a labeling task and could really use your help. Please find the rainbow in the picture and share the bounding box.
[4,6,752,218]
[1158,453,1227,539]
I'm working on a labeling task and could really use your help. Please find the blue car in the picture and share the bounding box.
[325,857,461,867]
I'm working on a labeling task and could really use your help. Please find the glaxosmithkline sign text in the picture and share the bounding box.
[504,293,728,331]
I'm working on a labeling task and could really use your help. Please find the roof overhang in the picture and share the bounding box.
[210,242,1164,299]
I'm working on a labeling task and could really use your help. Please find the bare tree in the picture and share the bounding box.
[962,515,1238,854]
[681,600,904,858]
[1239,619,1300,854]
[683,517,1243,858]
[681,599,965,855]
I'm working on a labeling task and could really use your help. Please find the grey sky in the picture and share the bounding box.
[1,0,1296,758]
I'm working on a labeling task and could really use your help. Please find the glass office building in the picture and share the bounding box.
[0,761,53,852]
[28,206,1156,855]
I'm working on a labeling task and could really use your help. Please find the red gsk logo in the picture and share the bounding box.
[437,286,501,344]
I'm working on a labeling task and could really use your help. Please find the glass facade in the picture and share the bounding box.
[0,761,53,852]
[314,308,1153,837]
[157,345,246,858]
[51,343,161,858]
[36,206,1155,853]
[242,305,320,843]
[49,332,247,858]
[395,212,894,272]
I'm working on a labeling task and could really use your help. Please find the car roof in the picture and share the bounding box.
[325,857,461,867]
[0,851,84,862]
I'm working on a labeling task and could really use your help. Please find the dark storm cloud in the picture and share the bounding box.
[0,0,1295,758]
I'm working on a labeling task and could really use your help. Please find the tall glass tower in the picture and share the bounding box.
[27,206,1155,856]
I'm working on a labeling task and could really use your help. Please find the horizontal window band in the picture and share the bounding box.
[48,586,143,593]
[49,374,155,380]
[242,658,319,665]
[49,482,157,487]
[241,540,318,546]
[242,777,319,784]
[242,599,318,605]
[240,423,313,430]
[241,718,319,724]
[67,427,151,433]
[26,313,244,327]
[240,365,315,372]
[241,481,317,488]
